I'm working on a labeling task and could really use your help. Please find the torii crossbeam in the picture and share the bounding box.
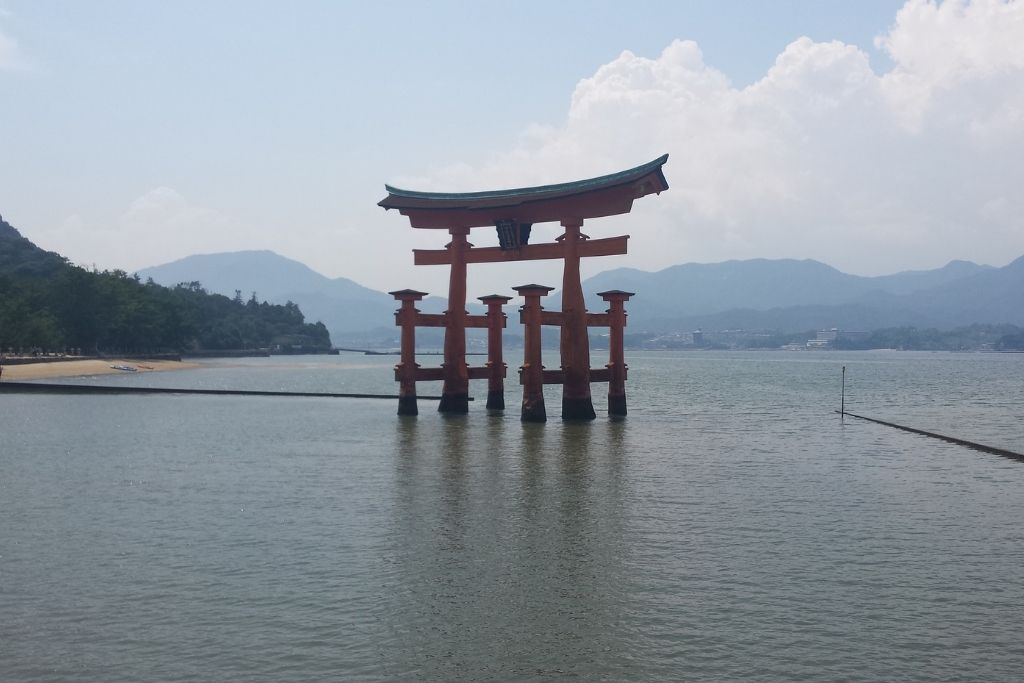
[379,154,669,421]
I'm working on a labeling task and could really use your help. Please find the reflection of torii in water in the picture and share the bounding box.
[379,154,669,422]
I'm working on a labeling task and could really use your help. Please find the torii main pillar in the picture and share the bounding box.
[558,219,595,420]
[438,227,471,413]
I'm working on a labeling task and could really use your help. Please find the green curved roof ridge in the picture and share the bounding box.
[384,154,669,200]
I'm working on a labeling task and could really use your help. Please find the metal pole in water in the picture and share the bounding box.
[841,365,846,421]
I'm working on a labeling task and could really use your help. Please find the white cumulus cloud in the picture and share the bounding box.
[419,0,1024,278]
[116,188,252,270]
[0,28,20,70]
[41,188,251,272]
[0,12,30,71]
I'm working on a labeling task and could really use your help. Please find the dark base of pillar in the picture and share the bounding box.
[438,392,469,414]
[521,399,547,422]
[608,394,627,417]
[486,390,505,411]
[562,396,596,421]
[397,395,418,416]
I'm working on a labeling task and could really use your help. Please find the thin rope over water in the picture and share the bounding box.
[838,410,1024,463]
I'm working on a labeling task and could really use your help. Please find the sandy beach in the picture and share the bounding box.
[0,359,199,381]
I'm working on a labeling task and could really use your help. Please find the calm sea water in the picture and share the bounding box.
[2,351,1023,681]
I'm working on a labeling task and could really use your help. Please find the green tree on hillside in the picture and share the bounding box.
[0,216,331,354]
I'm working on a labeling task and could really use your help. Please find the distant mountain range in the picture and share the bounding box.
[137,251,450,343]
[576,257,1023,332]
[138,250,1024,341]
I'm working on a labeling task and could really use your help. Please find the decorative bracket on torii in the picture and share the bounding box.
[379,154,669,421]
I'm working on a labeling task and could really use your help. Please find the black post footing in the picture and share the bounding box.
[562,396,596,421]
[608,394,627,417]
[486,390,505,411]
[397,395,418,416]
[521,400,547,422]
[438,392,470,414]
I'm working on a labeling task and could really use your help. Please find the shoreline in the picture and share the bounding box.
[0,358,199,381]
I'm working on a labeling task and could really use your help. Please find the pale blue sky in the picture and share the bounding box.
[3,1,1021,297]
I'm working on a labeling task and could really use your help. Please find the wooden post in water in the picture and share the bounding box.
[390,289,428,416]
[515,284,554,423]
[599,289,634,417]
[841,365,846,422]
[479,294,512,411]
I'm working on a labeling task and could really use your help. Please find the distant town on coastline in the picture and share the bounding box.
[2,213,1022,356]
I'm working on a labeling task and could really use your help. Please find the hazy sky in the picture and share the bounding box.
[2,1,1022,298]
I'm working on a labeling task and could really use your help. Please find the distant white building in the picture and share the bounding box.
[807,328,839,348]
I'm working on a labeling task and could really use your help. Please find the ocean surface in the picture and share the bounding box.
[2,350,1023,681]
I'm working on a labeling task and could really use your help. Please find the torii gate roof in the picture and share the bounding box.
[379,154,669,229]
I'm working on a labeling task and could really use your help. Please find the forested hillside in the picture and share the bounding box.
[0,215,331,354]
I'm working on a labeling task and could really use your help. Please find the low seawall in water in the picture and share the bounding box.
[0,381,452,400]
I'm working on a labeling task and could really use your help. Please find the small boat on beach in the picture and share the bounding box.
[110,365,138,372]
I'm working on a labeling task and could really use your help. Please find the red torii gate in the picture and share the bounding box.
[379,155,669,421]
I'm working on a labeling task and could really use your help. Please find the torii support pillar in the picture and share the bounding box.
[559,219,596,421]
[515,284,554,423]
[390,289,428,416]
[479,294,512,411]
[439,227,471,413]
[599,289,634,417]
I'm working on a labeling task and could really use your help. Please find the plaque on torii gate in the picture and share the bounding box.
[379,154,669,420]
